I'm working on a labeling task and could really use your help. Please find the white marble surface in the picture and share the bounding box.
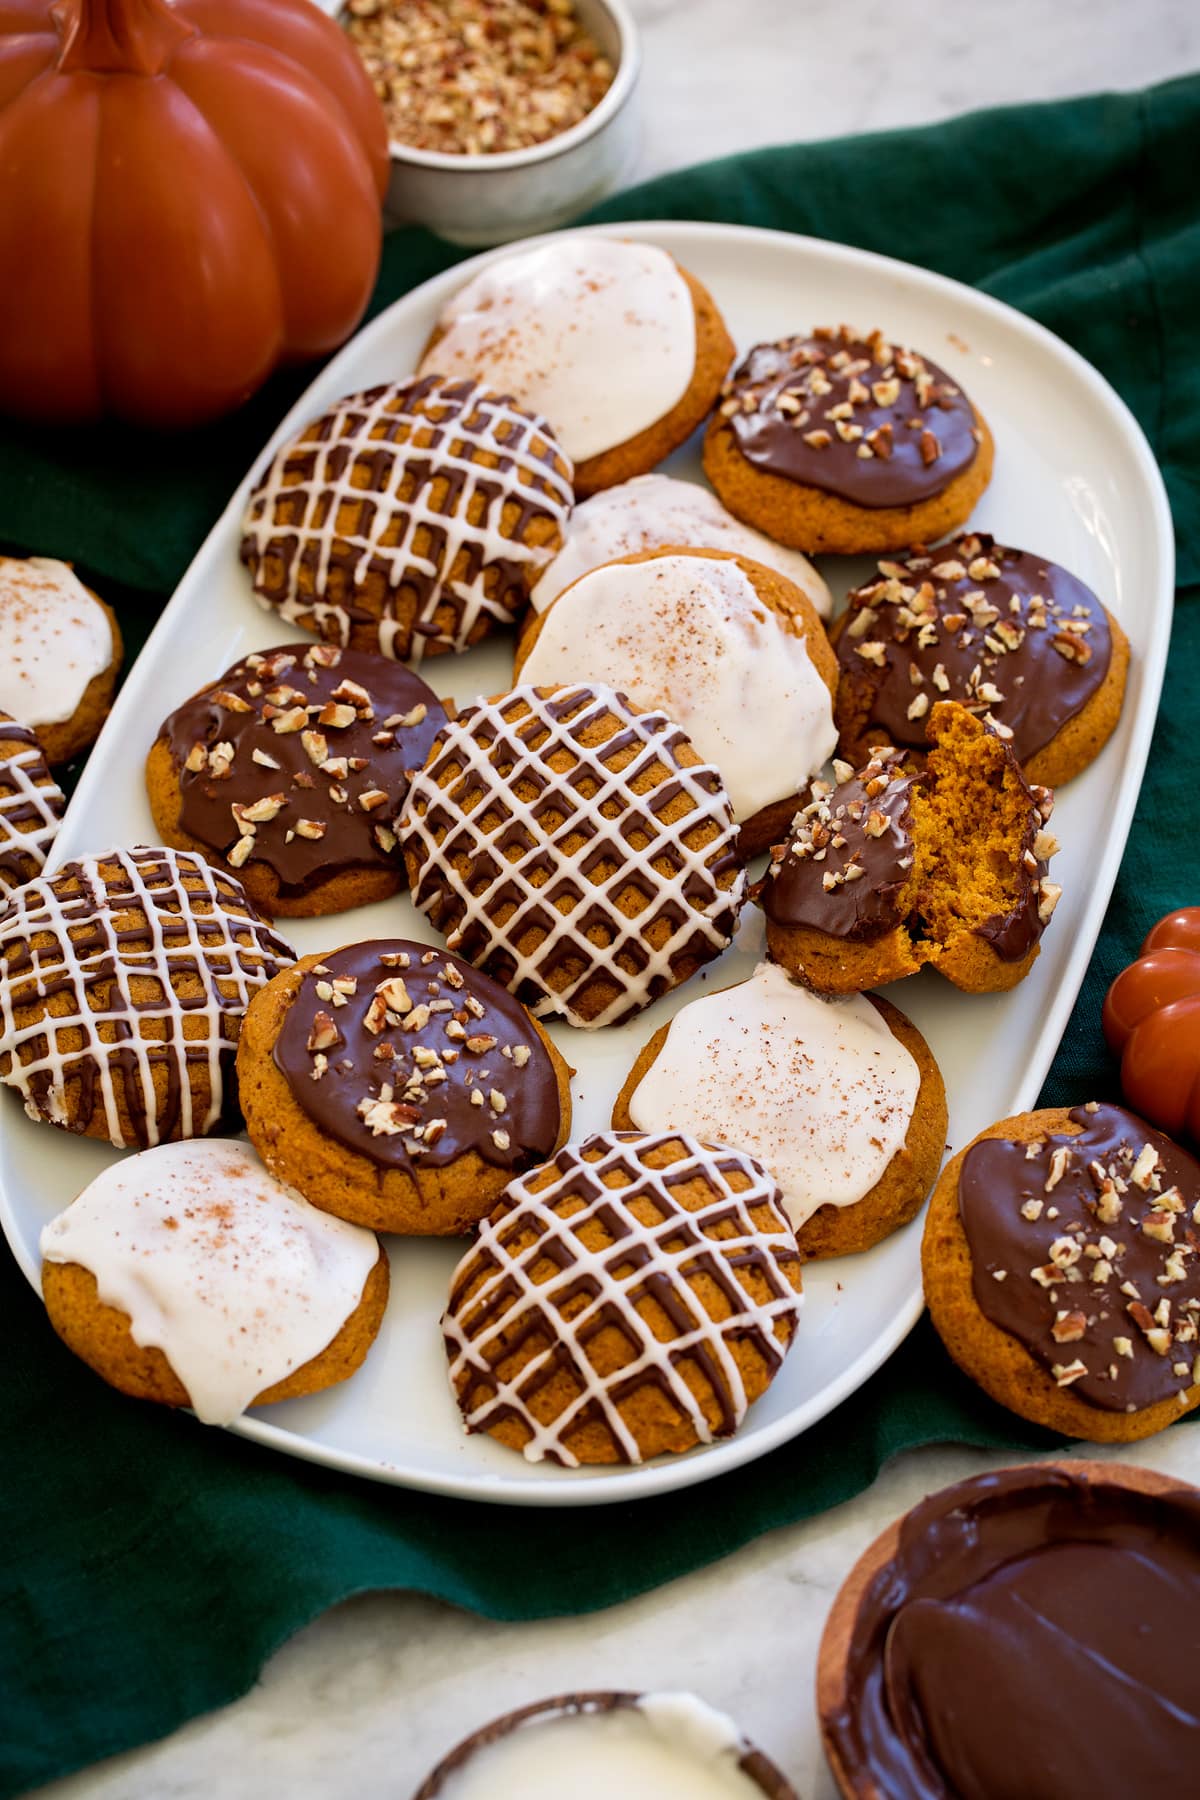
[34,2,1200,1796]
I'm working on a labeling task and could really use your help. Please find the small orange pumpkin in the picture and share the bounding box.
[1103,907,1200,1140]
[0,0,389,427]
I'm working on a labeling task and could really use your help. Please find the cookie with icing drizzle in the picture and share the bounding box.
[237,937,573,1235]
[923,1103,1200,1441]
[833,532,1130,786]
[0,713,64,897]
[146,642,446,918]
[0,557,123,765]
[703,326,994,555]
[40,1139,387,1424]
[240,375,574,662]
[760,701,1060,995]
[0,847,295,1148]
[613,962,947,1260]
[398,683,747,1030]
[419,237,735,498]
[442,1130,804,1465]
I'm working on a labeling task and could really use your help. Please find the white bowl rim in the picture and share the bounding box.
[352,0,641,174]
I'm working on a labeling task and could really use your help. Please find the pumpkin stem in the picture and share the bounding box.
[54,0,195,75]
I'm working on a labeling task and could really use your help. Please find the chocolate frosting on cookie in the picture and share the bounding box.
[720,327,980,507]
[960,1103,1200,1412]
[836,533,1112,762]
[828,1465,1200,1800]
[162,644,445,897]
[760,749,916,941]
[274,939,561,1173]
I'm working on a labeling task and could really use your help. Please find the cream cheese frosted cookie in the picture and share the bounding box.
[527,473,832,619]
[0,847,295,1148]
[704,326,993,555]
[760,704,1060,995]
[613,961,946,1259]
[514,548,838,858]
[237,938,573,1236]
[240,375,574,662]
[40,1138,387,1423]
[0,714,64,897]
[146,642,446,918]
[442,1130,804,1465]
[833,533,1130,786]
[419,237,735,497]
[399,683,746,1030]
[0,556,122,765]
[922,1103,1200,1442]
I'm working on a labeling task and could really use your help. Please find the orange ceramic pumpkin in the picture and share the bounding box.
[1103,907,1200,1140]
[0,0,389,427]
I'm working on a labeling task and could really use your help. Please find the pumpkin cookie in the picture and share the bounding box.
[240,374,574,661]
[238,937,573,1235]
[760,703,1059,995]
[526,472,832,619]
[514,548,838,859]
[0,713,64,897]
[147,642,446,918]
[817,1459,1200,1800]
[613,961,946,1259]
[442,1130,804,1465]
[0,846,294,1149]
[703,326,993,555]
[40,1138,387,1423]
[419,237,734,497]
[398,683,746,1030]
[922,1102,1200,1442]
[0,556,122,765]
[833,533,1130,786]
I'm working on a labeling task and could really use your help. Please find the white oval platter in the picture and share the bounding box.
[0,221,1174,1506]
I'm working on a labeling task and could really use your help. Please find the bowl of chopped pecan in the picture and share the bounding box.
[338,0,641,246]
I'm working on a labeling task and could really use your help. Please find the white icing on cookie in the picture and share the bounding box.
[627,962,921,1230]
[0,557,112,727]
[241,377,574,662]
[519,553,837,822]
[401,684,745,1030]
[40,1139,379,1425]
[443,1131,802,1465]
[529,473,832,618]
[0,722,63,894]
[421,238,696,463]
[434,1694,761,1800]
[0,847,294,1147]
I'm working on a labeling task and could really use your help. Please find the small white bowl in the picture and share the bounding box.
[342,0,642,248]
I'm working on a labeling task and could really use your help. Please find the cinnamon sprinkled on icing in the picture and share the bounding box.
[0,557,113,727]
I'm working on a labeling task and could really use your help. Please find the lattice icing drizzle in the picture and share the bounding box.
[443,1131,804,1466]
[0,720,64,894]
[0,847,295,1148]
[399,683,747,1030]
[240,376,574,663]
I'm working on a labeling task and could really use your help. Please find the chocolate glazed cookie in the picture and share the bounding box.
[237,938,572,1234]
[147,642,446,918]
[703,326,994,554]
[833,533,1130,786]
[922,1102,1200,1441]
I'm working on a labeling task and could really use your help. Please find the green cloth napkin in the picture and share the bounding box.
[2,71,1198,1797]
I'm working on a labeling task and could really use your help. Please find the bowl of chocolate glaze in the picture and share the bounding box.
[412,1689,798,1799]
[817,1459,1200,1800]
[333,0,641,246]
